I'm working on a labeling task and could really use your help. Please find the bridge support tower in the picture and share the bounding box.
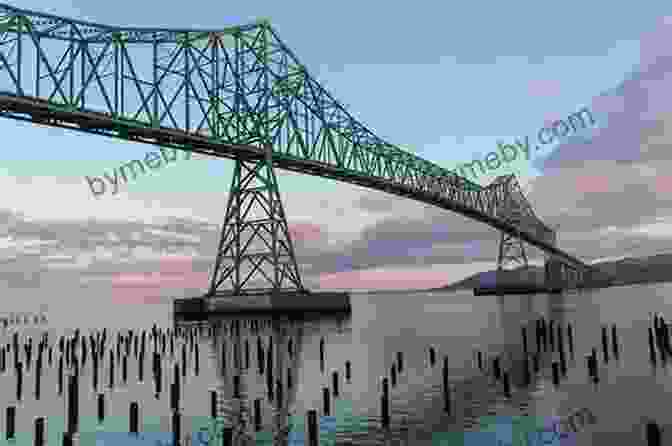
[174,143,350,318]
[208,143,305,296]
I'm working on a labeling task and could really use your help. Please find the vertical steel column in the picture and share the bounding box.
[153,37,158,127]
[16,16,21,94]
[80,40,86,109]
[35,34,39,97]
[184,33,190,133]
[69,26,74,105]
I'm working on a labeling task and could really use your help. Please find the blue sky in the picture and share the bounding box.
[0,0,672,312]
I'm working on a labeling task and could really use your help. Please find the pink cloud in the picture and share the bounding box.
[655,175,672,193]
[111,256,208,304]
[318,269,451,290]
[575,175,610,193]
[288,222,323,242]
[527,79,561,98]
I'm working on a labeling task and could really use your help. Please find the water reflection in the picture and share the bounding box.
[190,312,352,445]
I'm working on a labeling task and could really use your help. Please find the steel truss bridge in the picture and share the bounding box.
[0,4,610,296]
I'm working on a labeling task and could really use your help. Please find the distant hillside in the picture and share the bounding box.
[437,265,546,292]
[436,253,672,291]
[591,253,672,287]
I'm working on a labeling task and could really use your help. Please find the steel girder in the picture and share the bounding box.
[0,3,478,191]
[0,4,604,281]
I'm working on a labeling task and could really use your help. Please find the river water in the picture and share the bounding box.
[0,282,671,445]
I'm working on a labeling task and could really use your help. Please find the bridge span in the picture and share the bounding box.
[0,4,610,298]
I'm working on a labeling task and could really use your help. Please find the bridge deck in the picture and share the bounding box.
[0,92,600,276]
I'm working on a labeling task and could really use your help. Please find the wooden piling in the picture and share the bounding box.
[503,371,511,397]
[34,417,45,446]
[195,343,199,376]
[171,411,180,446]
[320,338,325,369]
[332,371,339,397]
[58,356,63,396]
[493,357,501,380]
[381,378,390,427]
[122,355,127,383]
[109,350,114,389]
[552,362,560,386]
[568,323,574,357]
[443,356,450,412]
[322,387,330,416]
[602,325,609,363]
[129,402,139,435]
[67,375,78,433]
[16,362,22,401]
[254,399,262,431]
[646,421,662,446]
[233,375,240,398]
[97,393,104,424]
[523,356,531,385]
[139,350,144,382]
[307,410,318,446]
[612,324,619,358]
[6,406,15,440]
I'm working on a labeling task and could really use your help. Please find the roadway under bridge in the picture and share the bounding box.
[0,4,612,298]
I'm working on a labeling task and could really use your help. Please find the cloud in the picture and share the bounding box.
[317,263,493,291]
[574,175,611,193]
[527,79,561,98]
[534,19,672,173]
[288,223,324,242]
[639,16,672,73]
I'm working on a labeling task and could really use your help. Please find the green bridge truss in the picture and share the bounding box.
[0,4,610,293]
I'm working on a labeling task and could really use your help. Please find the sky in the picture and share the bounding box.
[1,0,672,315]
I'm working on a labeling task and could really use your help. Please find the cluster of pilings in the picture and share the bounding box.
[475,318,581,397]
[0,322,238,446]
[473,317,624,398]
[0,311,48,328]
[226,319,354,446]
[2,311,665,445]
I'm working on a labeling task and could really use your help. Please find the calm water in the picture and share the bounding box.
[1,282,671,445]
